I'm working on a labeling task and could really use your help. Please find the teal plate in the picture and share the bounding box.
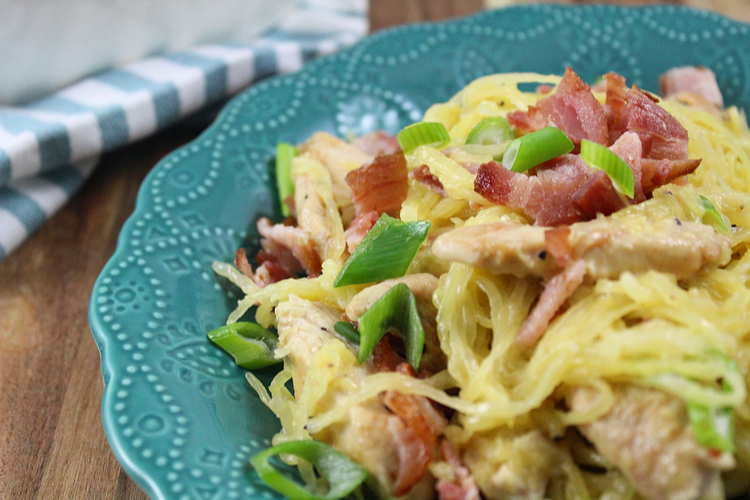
[90,5,750,499]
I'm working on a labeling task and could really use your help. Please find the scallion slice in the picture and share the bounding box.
[397,122,451,154]
[333,214,431,288]
[688,397,735,453]
[250,440,368,500]
[580,139,635,198]
[276,142,298,217]
[458,143,507,159]
[689,351,738,452]
[502,126,574,173]
[357,283,425,371]
[466,116,514,146]
[334,321,360,344]
[700,195,729,234]
[207,322,280,370]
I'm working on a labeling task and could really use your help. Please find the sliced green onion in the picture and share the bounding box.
[642,351,740,453]
[207,322,280,370]
[357,283,425,371]
[502,126,574,173]
[466,116,514,146]
[334,214,431,288]
[250,440,368,500]
[580,139,635,198]
[397,122,451,155]
[334,321,360,344]
[688,394,735,453]
[458,143,508,161]
[700,195,729,234]
[276,142,298,217]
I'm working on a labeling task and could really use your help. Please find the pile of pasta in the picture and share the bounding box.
[215,72,750,500]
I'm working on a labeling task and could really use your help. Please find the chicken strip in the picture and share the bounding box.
[432,217,730,281]
[434,217,730,347]
[569,384,734,500]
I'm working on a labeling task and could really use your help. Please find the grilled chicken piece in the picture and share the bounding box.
[432,217,730,281]
[298,132,373,219]
[346,274,446,374]
[463,429,565,499]
[275,296,436,499]
[570,384,734,500]
[292,158,346,265]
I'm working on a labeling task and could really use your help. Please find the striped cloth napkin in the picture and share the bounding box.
[0,0,368,263]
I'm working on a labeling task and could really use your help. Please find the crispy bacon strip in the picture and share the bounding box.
[626,87,690,161]
[515,259,587,348]
[234,248,292,287]
[508,67,609,149]
[605,72,628,142]
[385,363,447,496]
[474,157,592,226]
[343,210,380,254]
[257,218,323,277]
[411,164,448,197]
[345,151,409,217]
[374,342,447,496]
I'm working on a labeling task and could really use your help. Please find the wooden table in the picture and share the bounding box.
[1,1,747,498]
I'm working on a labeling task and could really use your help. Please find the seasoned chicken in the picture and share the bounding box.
[432,217,730,281]
[275,296,436,500]
[462,428,565,499]
[298,132,373,218]
[569,384,734,500]
[346,274,446,374]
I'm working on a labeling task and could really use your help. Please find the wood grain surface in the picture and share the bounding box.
[0,1,746,499]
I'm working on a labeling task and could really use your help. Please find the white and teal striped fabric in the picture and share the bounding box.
[0,0,368,262]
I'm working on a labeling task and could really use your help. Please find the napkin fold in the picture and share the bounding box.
[0,0,368,262]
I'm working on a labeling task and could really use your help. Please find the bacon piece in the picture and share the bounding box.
[660,66,724,108]
[507,67,609,148]
[544,226,572,268]
[626,87,690,161]
[475,157,593,226]
[257,217,323,277]
[351,131,401,156]
[345,152,408,217]
[605,72,629,143]
[343,210,379,254]
[235,248,292,287]
[373,338,405,373]
[572,170,629,221]
[536,84,554,95]
[640,158,701,193]
[515,260,587,348]
[436,441,480,500]
[375,341,447,495]
[410,164,447,197]
[385,363,447,496]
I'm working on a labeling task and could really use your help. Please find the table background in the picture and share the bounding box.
[1,1,748,498]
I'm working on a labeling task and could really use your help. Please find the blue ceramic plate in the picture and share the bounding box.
[90,5,750,499]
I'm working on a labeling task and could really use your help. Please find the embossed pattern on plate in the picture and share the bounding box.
[90,5,750,499]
